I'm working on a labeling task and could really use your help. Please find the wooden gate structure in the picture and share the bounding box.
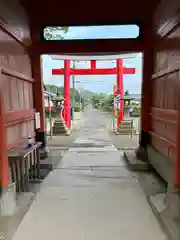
[0,0,180,221]
[52,59,135,129]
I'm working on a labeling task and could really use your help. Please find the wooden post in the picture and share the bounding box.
[175,70,180,188]
[116,59,124,127]
[0,69,10,187]
[64,60,71,129]
[91,60,96,69]
[31,53,47,148]
[139,48,153,149]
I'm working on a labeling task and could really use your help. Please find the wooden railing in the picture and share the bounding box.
[8,142,42,192]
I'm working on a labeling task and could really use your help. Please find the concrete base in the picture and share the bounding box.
[40,148,65,171]
[39,146,49,159]
[65,129,71,136]
[135,145,149,163]
[0,191,35,239]
[138,171,180,240]
[150,193,166,213]
[123,150,152,171]
[35,131,47,148]
[165,183,180,220]
[147,145,180,220]
[0,183,16,216]
[52,120,68,135]
[35,131,49,159]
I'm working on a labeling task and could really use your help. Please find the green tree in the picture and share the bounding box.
[125,90,129,96]
[45,84,81,104]
[124,90,131,105]
[44,27,69,40]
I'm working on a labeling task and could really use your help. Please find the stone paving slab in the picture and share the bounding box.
[12,150,167,240]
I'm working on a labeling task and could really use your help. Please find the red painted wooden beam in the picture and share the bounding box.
[8,133,36,150]
[64,60,71,129]
[91,60,96,69]
[0,71,9,186]
[52,68,135,75]
[116,59,124,127]
[4,109,35,126]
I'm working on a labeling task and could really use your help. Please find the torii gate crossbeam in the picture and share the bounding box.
[52,59,136,129]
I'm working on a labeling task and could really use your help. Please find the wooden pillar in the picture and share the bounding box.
[116,58,124,127]
[0,71,9,187]
[175,70,180,187]
[91,60,96,69]
[64,60,71,129]
[139,46,153,148]
[31,52,46,148]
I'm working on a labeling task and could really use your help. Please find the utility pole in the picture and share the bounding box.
[48,95,53,139]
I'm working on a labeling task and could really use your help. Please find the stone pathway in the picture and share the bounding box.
[12,107,167,240]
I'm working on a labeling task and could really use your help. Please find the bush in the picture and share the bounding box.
[132,112,140,117]
[131,103,141,113]
[74,104,81,112]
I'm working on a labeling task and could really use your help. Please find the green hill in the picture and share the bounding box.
[82,90,95,101]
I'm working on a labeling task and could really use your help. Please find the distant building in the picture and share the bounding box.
[129,93,141,103]
[44,91,56,109]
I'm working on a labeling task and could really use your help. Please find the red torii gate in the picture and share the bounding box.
[52,59,135,129]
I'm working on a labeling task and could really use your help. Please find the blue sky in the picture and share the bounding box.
[42,25,142,94]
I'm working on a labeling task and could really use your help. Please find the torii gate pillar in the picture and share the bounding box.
[64,60,71,129]
[116,59,124,126]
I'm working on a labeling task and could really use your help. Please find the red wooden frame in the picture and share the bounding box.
[149,107,177,123]
[52,59,136,128]
[151,68,180,187]
[0,67,35,186]
[7,132,36,150]
[1,67,34,83]
[157,8,180,37]
[0,68,9,187]
[4,108,35,126]
[52,67,135,75]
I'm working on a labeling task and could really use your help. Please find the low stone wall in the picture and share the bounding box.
[147,145,174,183]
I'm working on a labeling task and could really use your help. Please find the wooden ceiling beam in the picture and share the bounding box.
[29,39,145,54]
[20,0,159,25]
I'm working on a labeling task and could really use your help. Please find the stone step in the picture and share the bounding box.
[53,128,66,133]
[118,127,135,131]
[117,132,136,136]
[53,125,66,129]
[121,121,133,125]
[53,125,67,128]
[117,129,136,134]
[53,123,64,127]
[53,129,67,135]
[119,125,133,129]
[123,150,152,171]
[54,122,64,125]
[52,119,69,135]
[120,123,133,127]
[53,130,67,134]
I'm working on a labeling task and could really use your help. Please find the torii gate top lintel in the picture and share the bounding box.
[52,59,135,75]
